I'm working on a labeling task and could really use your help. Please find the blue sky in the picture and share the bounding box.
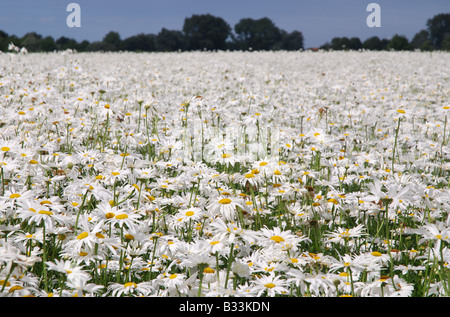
[0,0,448,48]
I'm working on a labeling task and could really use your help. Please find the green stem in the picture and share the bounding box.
[197,265,205,297]
[443,115,447,146]
[136,181,143,210]
[148,237,159,281]
[347,267,354,296]
[1,167,4,196]
[113,180,117,206]
[42,222,48,293]
[137,101,143,133]
[392,117,401,173]
[224,243,235,289]
[120,144,128,170]
[75,189,89,231]
[0,263,17,293]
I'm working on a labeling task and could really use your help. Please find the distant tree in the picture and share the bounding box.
[426,13,450,49]
[21,32,42,52]
[156,28,186,51]
[55,36,70,49]
[7,35,21,49]
[330,37,350,50]
[234,17,282,50]
[327,36,362,50]
[85,41,106,52]
[387,34,411,51]
[442,34,450,51]
[280,30,304,50]
[121,33,156,51]
[319,42,331,50]
[411,29,432,50]
[102,31,122,51]
[254,18,282,50]
[363,36,383,50]
[233,18,254,49]
[0,30,8,51]
[330,37,341,50]
[380,38,390,50]
[39,36,57,52]
[348,37,363,50]
[56,36,79,50]
[183,14,231,50]
[78,40,90,52]
[420,41,435,51]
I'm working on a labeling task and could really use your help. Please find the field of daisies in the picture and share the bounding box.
[0,48,449,297]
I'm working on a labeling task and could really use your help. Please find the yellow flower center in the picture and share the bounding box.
[218,198,232,204]
[124,282,137,288]
[9,285,23,293]
[77,232,89,240]
[203,267,215,274]
[38,210,53,216]
[0,280,11,287]
[264,283,276,289]
[270,236,285,243]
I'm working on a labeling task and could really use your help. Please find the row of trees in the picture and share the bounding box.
[1,13,449,53]
[320,34,428,51]
[321,13,450,51]
[0,15,304,53]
